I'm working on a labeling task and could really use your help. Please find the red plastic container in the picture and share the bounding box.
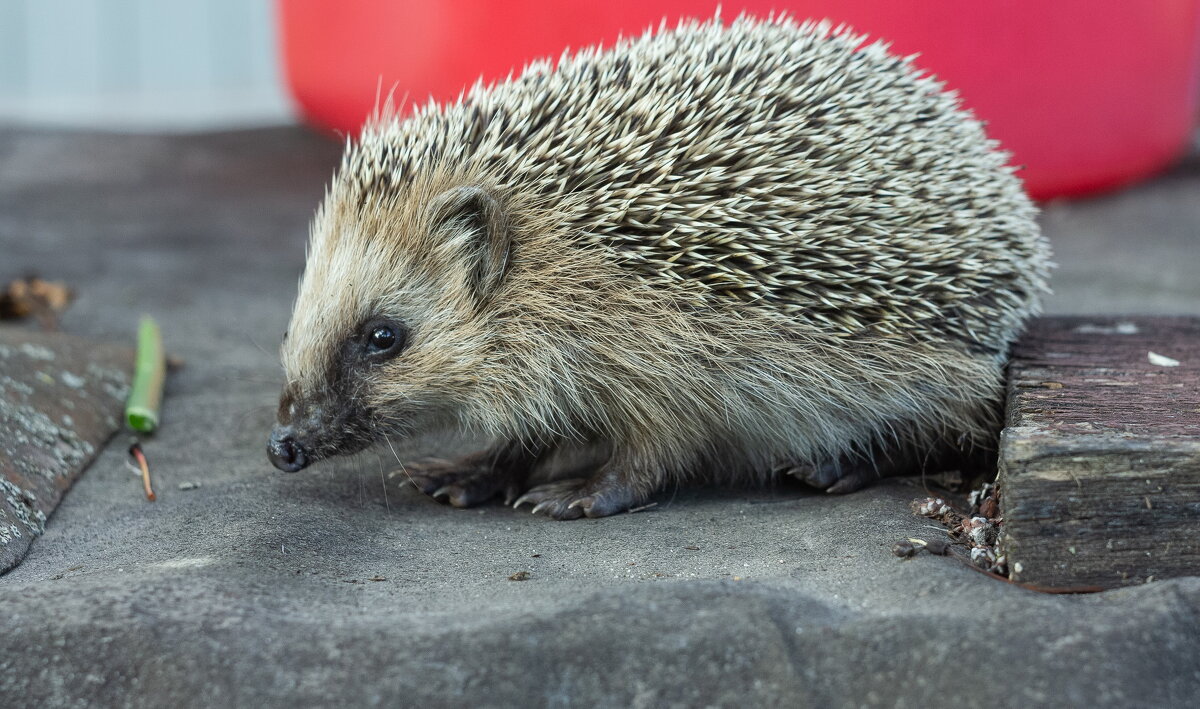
[278,0,1200,199]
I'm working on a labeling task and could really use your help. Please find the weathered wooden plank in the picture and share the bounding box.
[998,316,1200,589]
[0,328,132,574]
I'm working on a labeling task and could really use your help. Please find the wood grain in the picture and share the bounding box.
[998,316,1200,589]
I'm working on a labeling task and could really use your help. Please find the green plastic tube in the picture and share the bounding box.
[125,315,165,433]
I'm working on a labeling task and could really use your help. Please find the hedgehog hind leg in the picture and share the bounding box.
[781,439,926,494]
[401,440,540,508]
[780,455,893,494]
[782,438,996,494]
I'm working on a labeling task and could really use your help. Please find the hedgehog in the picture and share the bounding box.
[267,15,1052,519]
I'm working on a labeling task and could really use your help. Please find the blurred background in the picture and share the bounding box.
[0,0,289,131]
[1,0,1198,200]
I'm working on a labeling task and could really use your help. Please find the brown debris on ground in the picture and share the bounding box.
[0,276,74,330]
[904,483,1006,576]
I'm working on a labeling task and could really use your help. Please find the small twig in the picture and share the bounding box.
[627,502,659,514]
[128,441,156,501]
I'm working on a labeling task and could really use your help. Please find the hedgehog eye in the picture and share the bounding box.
[369,327,395,350]
[361,320,406,357]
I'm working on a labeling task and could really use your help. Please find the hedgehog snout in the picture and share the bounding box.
[268,425,309,473]
[267,389,320,472]
[267,383,376,471]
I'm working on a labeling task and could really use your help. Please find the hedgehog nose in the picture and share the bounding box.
[268,426,308,473]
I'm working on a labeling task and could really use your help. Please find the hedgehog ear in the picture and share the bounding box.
[428,185,512,306]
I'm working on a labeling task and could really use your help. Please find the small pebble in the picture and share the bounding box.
[924,538,950,556]
[178,481,201,491]
[970,547,997,568]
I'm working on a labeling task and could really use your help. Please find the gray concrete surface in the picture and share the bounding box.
[0,128,1197,707]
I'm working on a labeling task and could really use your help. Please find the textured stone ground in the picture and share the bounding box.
[0,329,131,573]
[0,128,1197,707]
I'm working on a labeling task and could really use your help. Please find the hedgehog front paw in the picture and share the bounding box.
[512,478,637,520]
[399,454,517,508]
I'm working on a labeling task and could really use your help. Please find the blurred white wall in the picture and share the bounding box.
[0,0,293,131]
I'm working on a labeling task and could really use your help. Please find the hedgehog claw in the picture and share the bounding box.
[503,486,522,507]
[511,479,590,519]
[826,470,873,495]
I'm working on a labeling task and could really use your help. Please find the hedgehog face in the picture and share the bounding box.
[268,183,513,473]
